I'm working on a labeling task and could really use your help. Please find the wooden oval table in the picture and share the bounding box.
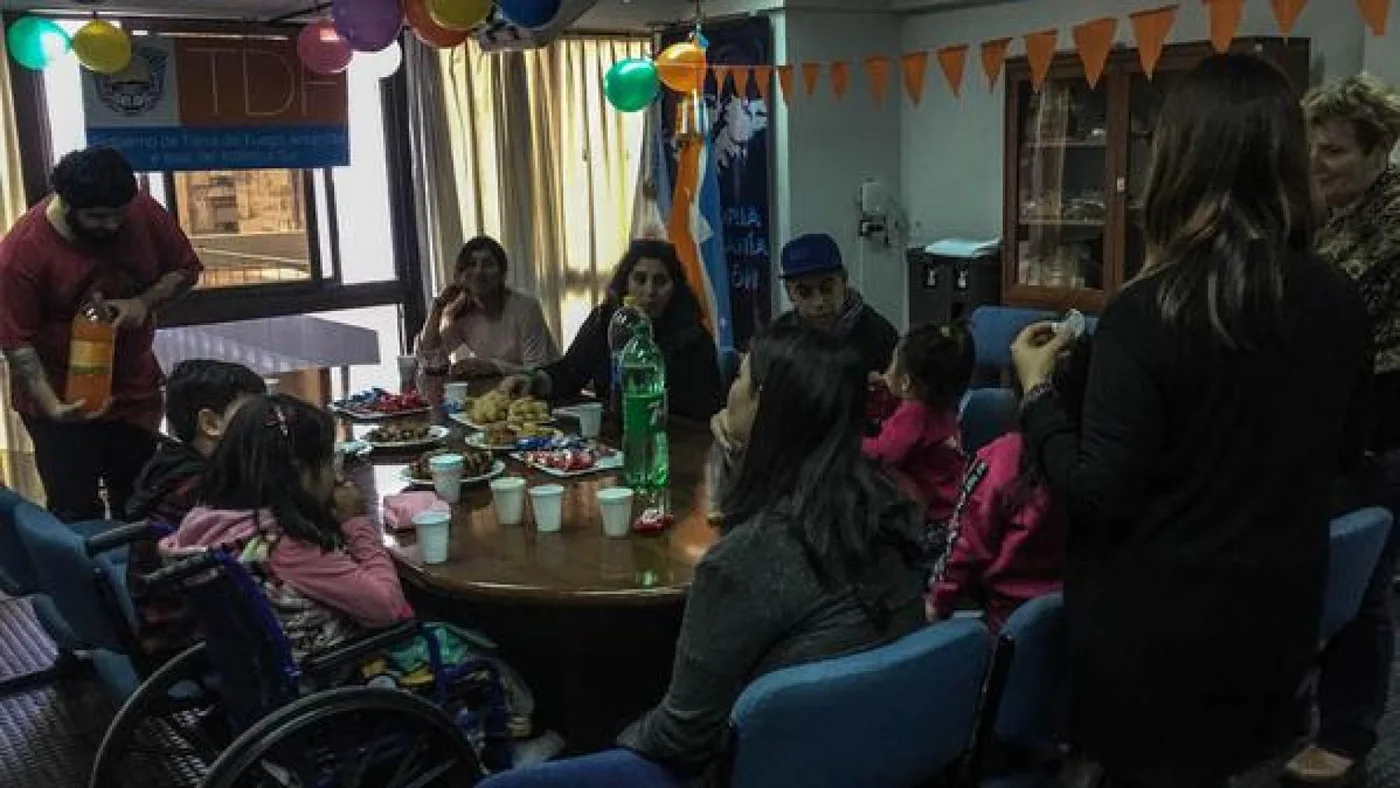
[346,414,720,752]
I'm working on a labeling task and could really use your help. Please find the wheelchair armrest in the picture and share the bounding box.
[86,522,158,557]
[301,620,421,677]
[141,551,220,589]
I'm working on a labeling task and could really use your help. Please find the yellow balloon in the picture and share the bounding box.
[656,42,707,94]
[72,20,132,75]
[426,0,493,32]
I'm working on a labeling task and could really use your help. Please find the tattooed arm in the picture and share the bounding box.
[2,346,86,420]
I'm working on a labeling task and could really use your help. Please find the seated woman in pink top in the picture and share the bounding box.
[928,334,1091,631]
[160,394,413,659]
[416,236,559,381]
[862,321,975,528]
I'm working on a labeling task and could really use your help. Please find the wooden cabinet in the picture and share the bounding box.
[1001,38,1309,313]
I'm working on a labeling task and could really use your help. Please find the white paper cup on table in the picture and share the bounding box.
[429,453,465,504]
[529,484,566,533]
[597,487,635,538]
[490,476,527,526]
[263,377,281,395]
[571,402,604,439]
[444,382,471,410]
[413,509,452,565]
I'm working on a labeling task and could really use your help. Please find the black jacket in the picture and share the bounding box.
[773,301,899,375]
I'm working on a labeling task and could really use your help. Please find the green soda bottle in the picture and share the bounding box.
[620,321,669,503]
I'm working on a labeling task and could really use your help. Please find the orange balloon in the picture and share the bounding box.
[403,0,471,48]
[656,41,706,93]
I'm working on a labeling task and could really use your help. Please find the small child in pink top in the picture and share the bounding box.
[928,334,1092,631]
[863,321,975,526]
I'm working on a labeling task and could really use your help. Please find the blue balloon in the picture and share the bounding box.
[497,0,563,29]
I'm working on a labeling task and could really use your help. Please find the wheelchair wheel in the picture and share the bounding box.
[90,643,226,788]
[200,685,483,788]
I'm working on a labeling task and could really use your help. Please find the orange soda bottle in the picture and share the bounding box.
[65,303,115,414]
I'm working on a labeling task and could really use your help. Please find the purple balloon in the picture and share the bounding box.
[332,0,403,53]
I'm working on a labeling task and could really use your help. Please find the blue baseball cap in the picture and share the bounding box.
[780,233,844,279]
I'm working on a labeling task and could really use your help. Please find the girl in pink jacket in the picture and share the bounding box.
[161,394,413,659]
[928,334,1091,631]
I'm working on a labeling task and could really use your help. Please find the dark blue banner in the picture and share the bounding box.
[87,125,350,171]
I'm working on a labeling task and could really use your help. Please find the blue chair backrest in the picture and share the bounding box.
[0,486,40,595]
[728,617,992,788]
[13,502,131,651]
[960,388,1019,454]
[989,593,1066,754]
[969,307,1055,377]
[1322,507,1393,642]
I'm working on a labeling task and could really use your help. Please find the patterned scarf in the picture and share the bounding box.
[833,288,868,339]
[1316,165,1400,374]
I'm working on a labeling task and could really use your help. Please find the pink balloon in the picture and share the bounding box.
[297,20,353,75]
[332,0,404,53]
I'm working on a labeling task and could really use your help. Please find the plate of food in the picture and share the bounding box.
[331,388,431,421]
[399,447,504,488]
[466,423,564,452]
[511,437,623,478]
[363,423,449,450]
[454,391,554,430]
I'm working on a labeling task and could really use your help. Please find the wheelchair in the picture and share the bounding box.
[93,545,511,787]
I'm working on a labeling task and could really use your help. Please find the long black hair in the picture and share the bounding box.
[722,325,918,588]
[199,394,343,551]
[1140,53,1316,350]
[605,238,709,350]
[1002,334,1094,517]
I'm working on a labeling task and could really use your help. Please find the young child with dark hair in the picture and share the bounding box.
[928,334,1092,631]
[125,360,265,662]
[862,321,976,526]
[160,394,412,658]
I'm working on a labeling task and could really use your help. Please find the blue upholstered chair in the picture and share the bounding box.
[967,306,1098,387]
[1321,507,1393,642]
[960,387,1019,454]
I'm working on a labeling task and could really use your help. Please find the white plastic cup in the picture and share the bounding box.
[413,509,451,565]
[597,487,635,538]
[490,476,527,526]
[529,484,566,533]
[263,377,281,395]
[444,382,471,410]
[429,453,464,504]
[572,402,604,439]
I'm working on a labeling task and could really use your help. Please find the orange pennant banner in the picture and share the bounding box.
[1023,29,1058,92]
[980,37,1012,89]
[801,62,822,96]
[830,61,851,99]
[1357,0,1389,34]
[864,57,892,105]
[752,66,772,103]
[711,65,733,92]
[736,66,753,98]
[1270,0,1308,37]
[1073,18,1117,89]
[1130,5,1178,78]
[776,65,794,104]
[902,51,931,103]
[1205,0,1243,53]
[934,45,966,98]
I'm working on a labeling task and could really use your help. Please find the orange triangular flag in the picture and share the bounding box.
[736,66,753,98]
[1357,0,1389,34]
[1023,29,1058,92]
[776,65,794,104]
[1204,0,1243,53]
[1130,5,1178,79]
[864,57,891,105]
[900,51,930,103]
[801,62,822,96]
[752,66,772,103]
[1073,18,1117,89]
[934,45,965,98]
[712,65,733,93]
[981,37,1012,88]
[1270,0,1308,37]
[830,61,851,99]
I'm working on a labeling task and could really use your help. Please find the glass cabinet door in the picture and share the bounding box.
[1124,71,1183,282]
[1013,76,1109,292]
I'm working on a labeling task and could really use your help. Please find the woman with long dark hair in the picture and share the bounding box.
[502,238,723,420]
[417,235,558,380]
[1009,54,1373,785]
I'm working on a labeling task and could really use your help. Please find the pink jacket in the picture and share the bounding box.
[162,507,413,630]
[862,400,965,522]
[929,433,1066,631]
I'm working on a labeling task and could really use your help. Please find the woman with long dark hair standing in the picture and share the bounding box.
[1010,54,1373,785]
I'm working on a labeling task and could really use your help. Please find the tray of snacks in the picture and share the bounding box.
[362,423,449,451]
[399,447,503,488]
[466,423,563,452]
[331,388,431,421]
[511,437,623,478]
[453,391,553,430]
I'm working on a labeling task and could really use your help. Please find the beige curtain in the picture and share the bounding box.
[1,32,35,490]
[406,38,465,318]
[439,35,649,345]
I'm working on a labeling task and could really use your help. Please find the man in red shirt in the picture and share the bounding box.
[0,146,202,521]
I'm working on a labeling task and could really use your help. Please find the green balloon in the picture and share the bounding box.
[7,16,72,71]
[604,58,659,113]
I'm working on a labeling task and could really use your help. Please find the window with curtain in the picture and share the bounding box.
[439,35,649,346]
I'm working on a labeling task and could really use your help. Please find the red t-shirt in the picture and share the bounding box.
[0,193,202,426]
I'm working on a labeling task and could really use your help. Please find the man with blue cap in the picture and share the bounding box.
[773,232,899,373]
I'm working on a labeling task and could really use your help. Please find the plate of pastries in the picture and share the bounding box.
[400,446,503,487]
[453,391,553,429]
[362,423,449,450]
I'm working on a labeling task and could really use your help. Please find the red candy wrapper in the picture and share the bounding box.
[633,507,674,533]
